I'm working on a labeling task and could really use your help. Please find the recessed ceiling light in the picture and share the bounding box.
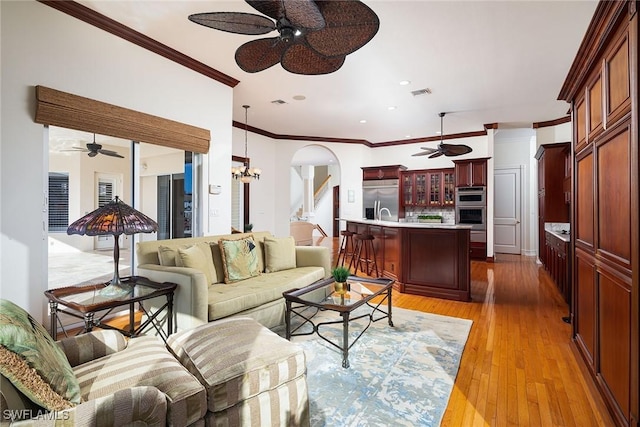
[387,106,397,111]
[360,119,367,124]
[399,80,411,86]
[405,134,412,138]
[292,95,306,101]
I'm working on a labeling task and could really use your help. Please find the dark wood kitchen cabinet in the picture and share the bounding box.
[400,169,454,208]
[544,231,570,304]
[362,165,407,181]
[535,143,569,266]
[558,2,638,425]
[453,159,488,187]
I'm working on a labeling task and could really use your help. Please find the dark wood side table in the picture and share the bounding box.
[45,276,177,342]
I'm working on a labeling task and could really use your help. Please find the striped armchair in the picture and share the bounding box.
[1,329,207,426]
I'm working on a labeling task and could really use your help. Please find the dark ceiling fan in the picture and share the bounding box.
[188,0,380,75]
[65,134,124,158]
[412,112,473,159]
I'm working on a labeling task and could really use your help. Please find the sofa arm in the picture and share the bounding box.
[56,330,127,367]
[295,246,331,278]
[136,264,209,332]
[7,386,167,426]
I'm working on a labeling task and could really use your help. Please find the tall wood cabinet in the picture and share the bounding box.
[558,2,638,426]
[535,143,570,266]
[452,158,488,187]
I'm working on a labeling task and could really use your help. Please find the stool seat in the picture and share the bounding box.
[336,230,356,268]
[349,233,379,277]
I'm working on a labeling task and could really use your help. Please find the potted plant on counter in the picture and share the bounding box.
[417,214,443,223]
[331,266,350,295]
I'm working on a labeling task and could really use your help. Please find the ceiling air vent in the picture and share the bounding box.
[411,88,432,96]
[271,99,287,105]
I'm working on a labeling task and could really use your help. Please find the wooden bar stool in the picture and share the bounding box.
[335,230,356,268]
[349,234,379,277]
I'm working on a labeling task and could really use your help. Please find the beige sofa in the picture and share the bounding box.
[136,231,331,332]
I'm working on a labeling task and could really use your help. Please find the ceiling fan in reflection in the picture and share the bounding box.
[63,134,124,158]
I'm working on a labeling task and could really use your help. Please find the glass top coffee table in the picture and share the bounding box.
[283,275,394,368]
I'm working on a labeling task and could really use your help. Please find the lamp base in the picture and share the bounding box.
[99,282,133,298]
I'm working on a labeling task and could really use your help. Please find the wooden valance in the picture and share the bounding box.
[35,86,210,154]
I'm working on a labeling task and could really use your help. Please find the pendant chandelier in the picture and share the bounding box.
[232,105,261,183]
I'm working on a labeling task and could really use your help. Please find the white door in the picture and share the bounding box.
[494,167,521,254]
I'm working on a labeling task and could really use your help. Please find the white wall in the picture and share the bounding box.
[494,128,537,256]
[1,1,233,320]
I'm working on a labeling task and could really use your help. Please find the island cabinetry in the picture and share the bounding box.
[400,168,454,208]
[345,220,470,302]
[402,228,470,301]
[362,165,407,181]
[453,159,488,187]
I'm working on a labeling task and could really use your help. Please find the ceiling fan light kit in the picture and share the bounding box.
[412,112,473,159]
[189,0,379,75]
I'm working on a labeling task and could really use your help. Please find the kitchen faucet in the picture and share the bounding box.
[378,207,392,221]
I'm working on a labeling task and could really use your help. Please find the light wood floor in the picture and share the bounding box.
[319,236,614,427]
[107,236,614,426]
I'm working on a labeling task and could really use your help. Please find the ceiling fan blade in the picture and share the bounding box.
[412,151,433,157]
[281,44,345,75]
[88,151,98,158]
[306,1,380,57]
[188,12,275,35]
[235,37,286,72]
[98,150,124,158]
[246,0,325,30]
[61,146,88,152]
[428,151,444,159]
[441,144,473,156]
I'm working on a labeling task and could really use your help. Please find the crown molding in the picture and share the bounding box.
[532,116,571,129]
[37,0,240,88]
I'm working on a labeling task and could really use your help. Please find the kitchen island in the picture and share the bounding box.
[342,219,472,302]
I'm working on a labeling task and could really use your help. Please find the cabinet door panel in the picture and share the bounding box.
[575,249,596,370]
[606,34,630,121]
[588,74,602,137]
[576,151,594,246]
[471,161,487,186]
[382,227,400,279]
[598,269,631,419]
[597,125,631,265]
[576,98,587,149]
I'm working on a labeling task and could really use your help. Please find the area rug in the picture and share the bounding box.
[280,306,472,427]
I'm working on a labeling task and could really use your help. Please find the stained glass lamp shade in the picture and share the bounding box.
[67,196,158,297]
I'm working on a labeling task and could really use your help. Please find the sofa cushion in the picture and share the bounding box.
[72,335,206,426]
[0,299,81,410]
[166,318,307,413]
[264,236,296,273]
[218,237,261,283]
[207,266,325,321]
[177,243,217,285]
[157,245,177,266]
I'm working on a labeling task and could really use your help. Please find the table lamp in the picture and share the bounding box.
[67,196,158,297]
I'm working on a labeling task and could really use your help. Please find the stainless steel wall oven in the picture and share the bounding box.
[455,186,486,230]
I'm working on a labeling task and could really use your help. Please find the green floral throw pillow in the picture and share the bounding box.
[0,299,81,410]
[219,237,261,283]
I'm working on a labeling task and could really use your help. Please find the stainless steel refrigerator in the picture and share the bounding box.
[362,179,399,221]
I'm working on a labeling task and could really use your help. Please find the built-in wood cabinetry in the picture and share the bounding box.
[453,158,488,187]
[535,143,570,266]
[558,2,638,426]
[545,232,571,304]
[400,169,454,208]
[362,165,407,181]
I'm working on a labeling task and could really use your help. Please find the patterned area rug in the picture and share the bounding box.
[280,306,472,427]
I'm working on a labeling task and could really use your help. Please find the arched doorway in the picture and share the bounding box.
[290,145,340,237]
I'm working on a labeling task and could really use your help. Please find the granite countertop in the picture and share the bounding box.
[339,218,473,230]
[545,224,571,243]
